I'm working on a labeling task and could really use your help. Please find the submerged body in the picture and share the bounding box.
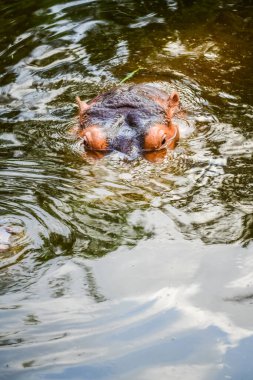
[76,83,181,161]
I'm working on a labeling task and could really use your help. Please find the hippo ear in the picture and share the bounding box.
[168,91,179,108]
[76,96,89,115]
[167,91,180,118]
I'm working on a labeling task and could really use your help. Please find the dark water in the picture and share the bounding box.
[0,0,253,379]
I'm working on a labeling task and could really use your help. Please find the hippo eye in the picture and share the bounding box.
[161,136,166,147]
[83,136,90,148]
[143,125,169,151]
[82,126,108,151]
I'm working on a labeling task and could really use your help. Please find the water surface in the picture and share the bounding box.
[0,1,253,379]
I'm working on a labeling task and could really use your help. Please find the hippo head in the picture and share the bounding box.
[76,84,180,162]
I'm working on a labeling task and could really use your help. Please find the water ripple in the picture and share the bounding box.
[0,1,253,378]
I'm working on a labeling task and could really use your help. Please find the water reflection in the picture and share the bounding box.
[0,0,253,379]
[1,239,253,379]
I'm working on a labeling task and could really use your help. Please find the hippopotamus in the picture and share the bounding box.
[76,83,181,161]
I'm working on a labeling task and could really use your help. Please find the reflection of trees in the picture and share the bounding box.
[80,0,252,82]
[83,264,106,302]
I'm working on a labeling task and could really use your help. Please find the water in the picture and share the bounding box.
[0,0,253,379]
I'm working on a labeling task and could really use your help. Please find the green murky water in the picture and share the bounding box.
[0,1,253,379]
